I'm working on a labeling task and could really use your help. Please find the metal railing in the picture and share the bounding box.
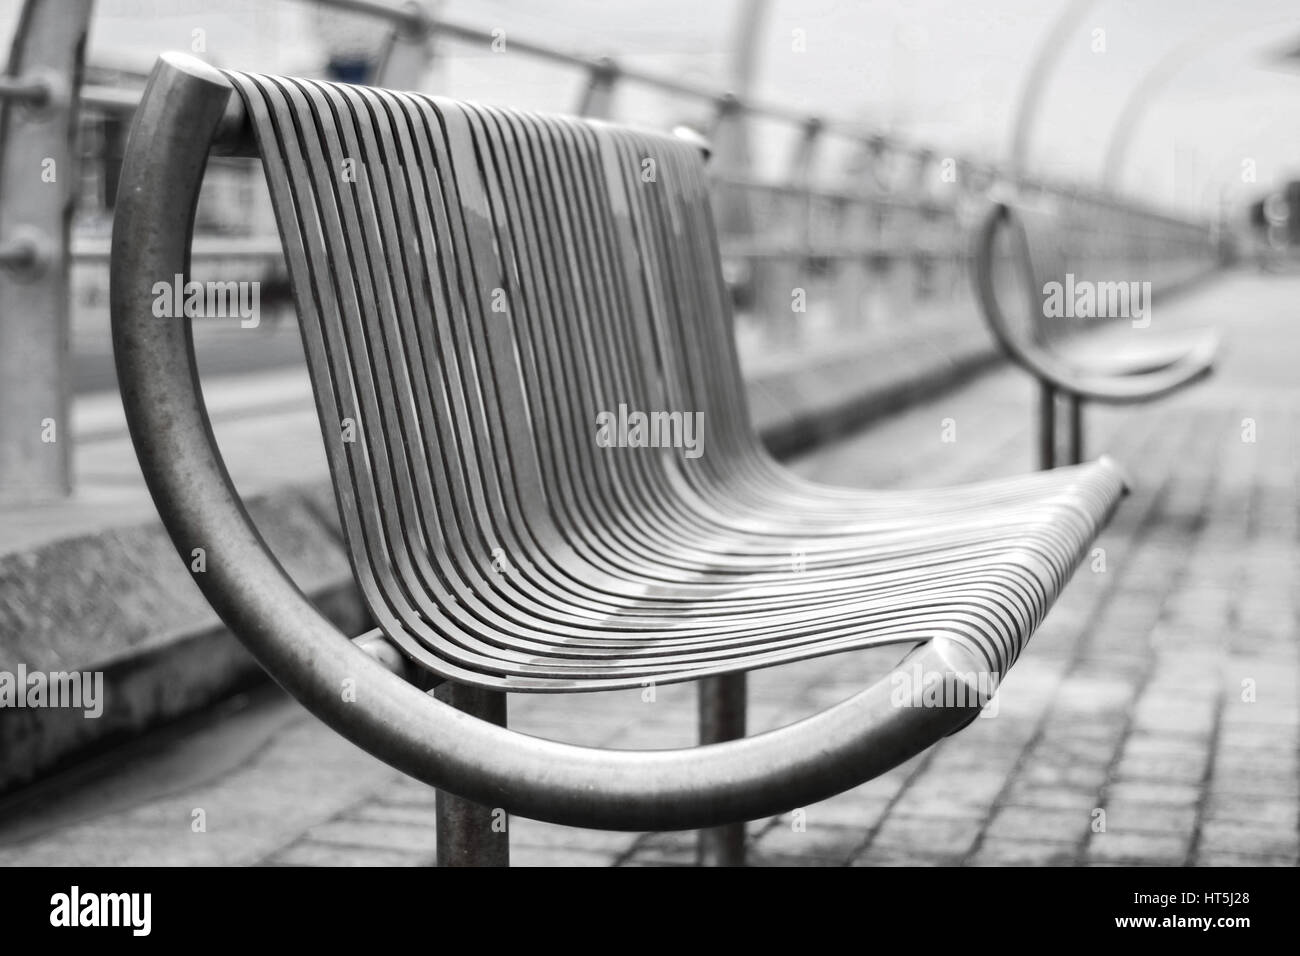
[0,0,1223,504]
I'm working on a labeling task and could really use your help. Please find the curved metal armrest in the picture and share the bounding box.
[110,53,996,831]
[973,203,1217,404]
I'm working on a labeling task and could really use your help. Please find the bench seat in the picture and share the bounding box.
[1060,327,1219,380]
[210,70,1127,691]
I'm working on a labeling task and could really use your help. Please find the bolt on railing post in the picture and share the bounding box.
[0,0,93,505]
[576,56,618,119]
[373,0,438,89]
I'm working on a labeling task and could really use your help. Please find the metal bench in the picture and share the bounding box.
[110,53,1129,866]
[973,199,1219,470]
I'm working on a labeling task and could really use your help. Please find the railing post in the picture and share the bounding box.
[788,116,821,244]
[576,56,618,119]
[708,92,755,238]
[373,0,438,89]
[1067,394,1084,465]
[709,92,765,332]
[1038,382,1057,471]
[846,135,890,333]
[783,116,822,342]
[909,149,938,309]
[0,0,93,505]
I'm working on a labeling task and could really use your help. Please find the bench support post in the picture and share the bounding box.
[697,673,747,866]
[434,684,510,867]
[1067,394,1084,465]
[1037,382,1056,470]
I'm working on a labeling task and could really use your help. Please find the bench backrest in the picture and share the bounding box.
[979,197,1144,354]
[226,72,767,680]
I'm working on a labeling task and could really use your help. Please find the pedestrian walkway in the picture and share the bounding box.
[1,270,1295,866]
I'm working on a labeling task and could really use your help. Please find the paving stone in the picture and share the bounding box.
[511,844,615,867]
[303,819,440,854]
[1103,780,1204,808]
[1207,771,1300,800]
[797,788,894,828]
[619,832,698,867]
[348,802,439,827]
[266,840,431,866]
[1097,801,1197,835]
[753,822,864,863]
[1190,850,1299,867]
[868,812,984,857]
[1112,751,1209,786]
[985,806,1091,845]
[968,840,1080,866]
[1197,820,1299,858]
[901,769,1010,808]
[1085,831,1190,865]
[850,847,963,866]
[1203,794,1295,827]
[507,818,642,855]
[1021,761,1111,792]
[1003,782,1104,814]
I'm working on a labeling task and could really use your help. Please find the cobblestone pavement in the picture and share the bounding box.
[1,271,1296,866]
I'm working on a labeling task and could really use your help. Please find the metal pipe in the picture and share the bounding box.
[1039,383,1057,471]
[371,0,438,89]
[79,79,257,154]
[80,83,141,114]
[72,48,1003,196]
[73,235,285,262]
[1008,0,1096,176]
[698,674,747,866]
[58,3,1222,222]
[0,74,49,105]
[576,56,619,119]
[0,0,92,504]
[1068,395,1084,465]
[1099,16,1294,191]
[402,2,1005,183]
[435,684,510,866]
[0,235,39,269]
[22,0,1218,230]
[312,0,426,31]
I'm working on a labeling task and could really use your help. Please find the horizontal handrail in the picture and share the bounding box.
[0,0,1212,230]
[71,235,286,262]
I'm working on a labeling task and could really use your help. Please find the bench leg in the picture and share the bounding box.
[434,683,510,867]
[1067,395,1084,465]
[697,673,747,866]
[1037,382,1056,470]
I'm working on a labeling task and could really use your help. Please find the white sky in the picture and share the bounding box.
[4,0,1299,215]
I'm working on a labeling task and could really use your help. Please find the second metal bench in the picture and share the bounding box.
[973,199,1218,469]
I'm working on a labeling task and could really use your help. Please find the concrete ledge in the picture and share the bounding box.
[0,482,367,793]
[750,324,999,457]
